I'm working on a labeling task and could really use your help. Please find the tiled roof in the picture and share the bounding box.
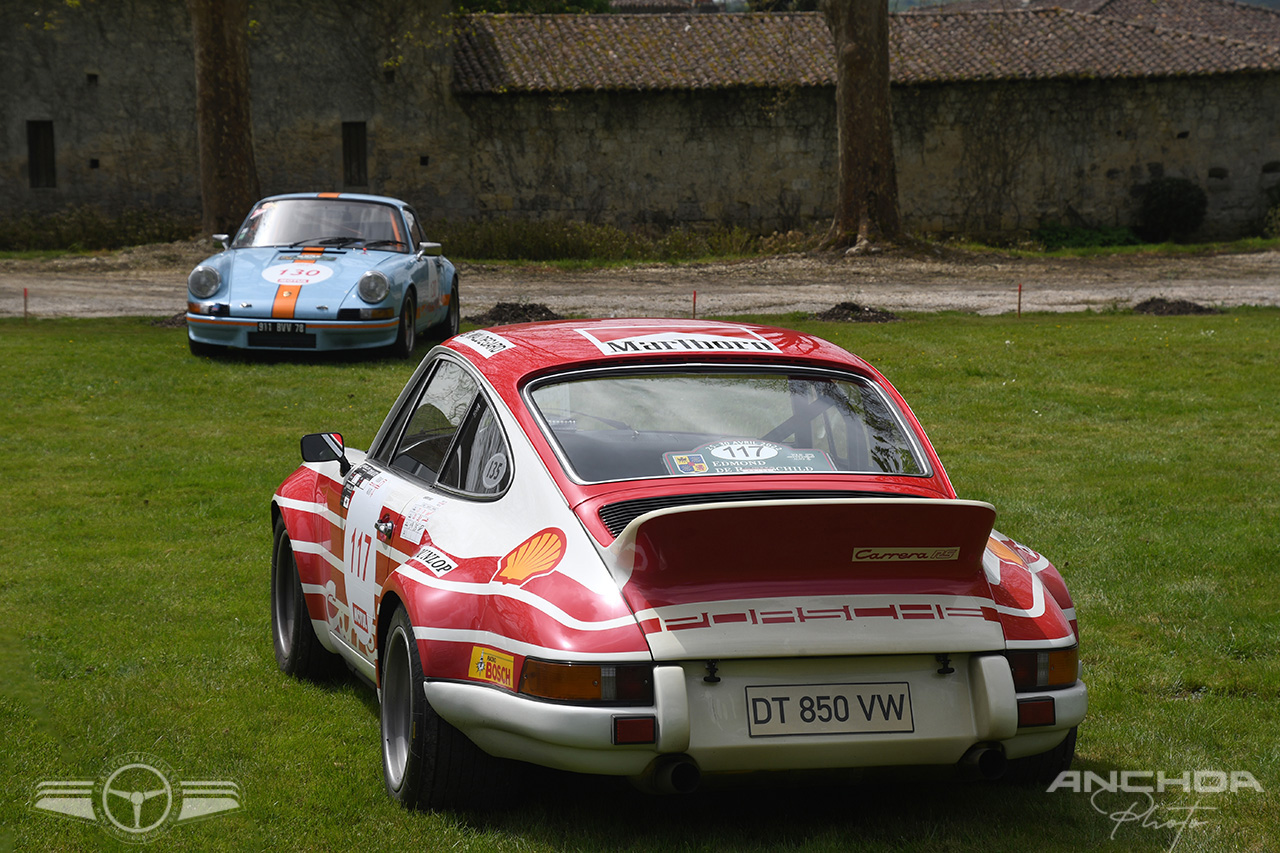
[911,0,1280,44]
[608,0,693,13]
[451,8,1280,94]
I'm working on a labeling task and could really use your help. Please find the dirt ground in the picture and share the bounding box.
[2,238,1278,320]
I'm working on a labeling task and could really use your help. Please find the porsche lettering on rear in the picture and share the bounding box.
[853,547,962,562]
[269,318,1086,810]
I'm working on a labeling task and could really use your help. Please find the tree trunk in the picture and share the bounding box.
[189,0,260,236]
[821,0,901,252]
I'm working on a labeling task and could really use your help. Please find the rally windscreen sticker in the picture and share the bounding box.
[663,440,836,475]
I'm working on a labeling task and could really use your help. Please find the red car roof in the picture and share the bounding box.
[442,318,877,389]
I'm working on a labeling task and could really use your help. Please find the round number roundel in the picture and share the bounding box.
[261,263,335,286]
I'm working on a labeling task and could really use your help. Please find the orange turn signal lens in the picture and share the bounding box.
[518,660,653,705]
[1005,646,1078,691]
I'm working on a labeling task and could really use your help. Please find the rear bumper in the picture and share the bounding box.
[187,313,399,351]
[423,653,1086,778]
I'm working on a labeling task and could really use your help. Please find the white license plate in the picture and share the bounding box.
[257,321,306,333]
[745,682,914,737]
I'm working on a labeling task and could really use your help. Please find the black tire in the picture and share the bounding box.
[1005,725,1077,785]
[271,517,335,680]
[391,291,417,359]
[429,274,460,342]
[188,335,224,357]
[380,604,496,810]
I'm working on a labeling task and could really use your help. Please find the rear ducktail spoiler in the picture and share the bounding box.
[605,498,1003,658]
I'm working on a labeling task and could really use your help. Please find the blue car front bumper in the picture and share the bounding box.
[187,313,401,351]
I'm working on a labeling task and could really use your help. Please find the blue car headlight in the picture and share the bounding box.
[188,265,221,298]
[358,270,390,304]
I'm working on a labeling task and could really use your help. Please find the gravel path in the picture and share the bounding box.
[3,241,1278,319]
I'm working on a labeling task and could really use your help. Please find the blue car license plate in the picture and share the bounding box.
[257,321,306,334]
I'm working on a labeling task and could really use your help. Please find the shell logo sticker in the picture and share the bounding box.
[468,646,515,690]
[494,528,566,586]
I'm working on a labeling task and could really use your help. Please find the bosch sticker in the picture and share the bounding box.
[468,646,515,690]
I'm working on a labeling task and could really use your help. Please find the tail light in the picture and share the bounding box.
[1004,646,1078,691]
[518,660,654,705]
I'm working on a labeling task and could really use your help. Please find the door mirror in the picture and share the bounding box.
[300,432,350,475]
[418,241,443,257]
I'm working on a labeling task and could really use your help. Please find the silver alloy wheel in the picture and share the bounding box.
[381,623,413,790]
[402,298,416,352]
[272,535,297,656]
[447,280,459,337]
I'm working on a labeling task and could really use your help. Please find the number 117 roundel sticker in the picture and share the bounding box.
[663,440,836,475]
[261,263,335,286]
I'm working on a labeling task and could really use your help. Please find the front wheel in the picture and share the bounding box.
[271,517,335,680]
[188,334,224,357]
[391,291,417,359]
[428,275,460,342]
[381,604,496,810]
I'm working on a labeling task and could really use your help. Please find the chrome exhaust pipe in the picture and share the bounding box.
[635,755,701,794]
[958,743,1007,780]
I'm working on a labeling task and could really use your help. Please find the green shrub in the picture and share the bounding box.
[655,228,711,261]
[430,219,796,262]
[1135,176,1208,243]
[0,205,197,252]
[1033,223,1142,250]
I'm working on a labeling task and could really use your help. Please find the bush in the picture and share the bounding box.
[1033,224,1142,251]
[1134,177,1208,243]
[1264,207,1280,239]
[0,206,197,252]
[1260,185,1280,239]
[431,219,795,262]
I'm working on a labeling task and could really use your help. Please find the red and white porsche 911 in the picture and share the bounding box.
[270,319,1086,808]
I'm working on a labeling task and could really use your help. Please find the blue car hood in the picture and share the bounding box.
[225,247,398,319]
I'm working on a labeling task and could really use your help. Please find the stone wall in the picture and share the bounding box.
[4,0,1278,239]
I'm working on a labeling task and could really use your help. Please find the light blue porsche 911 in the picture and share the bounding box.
[185,193,460,358]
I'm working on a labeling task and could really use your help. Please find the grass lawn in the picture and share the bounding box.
[2,309,1277,852]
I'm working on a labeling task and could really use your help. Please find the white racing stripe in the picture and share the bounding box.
[412,626,651,662]
[394,565,638,633]
[275,495,344,528]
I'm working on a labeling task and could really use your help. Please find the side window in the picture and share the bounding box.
[403,207,426,248]
[440,396,512,497]
[390,360,478,482]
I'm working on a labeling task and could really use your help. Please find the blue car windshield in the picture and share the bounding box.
[232,199,408,251]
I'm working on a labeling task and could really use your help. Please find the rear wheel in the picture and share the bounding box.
[437,275,460,341]
[381,604,496,810]
[1005,726,1077,784]
[271,517,335,680]
[391,291,417,359]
